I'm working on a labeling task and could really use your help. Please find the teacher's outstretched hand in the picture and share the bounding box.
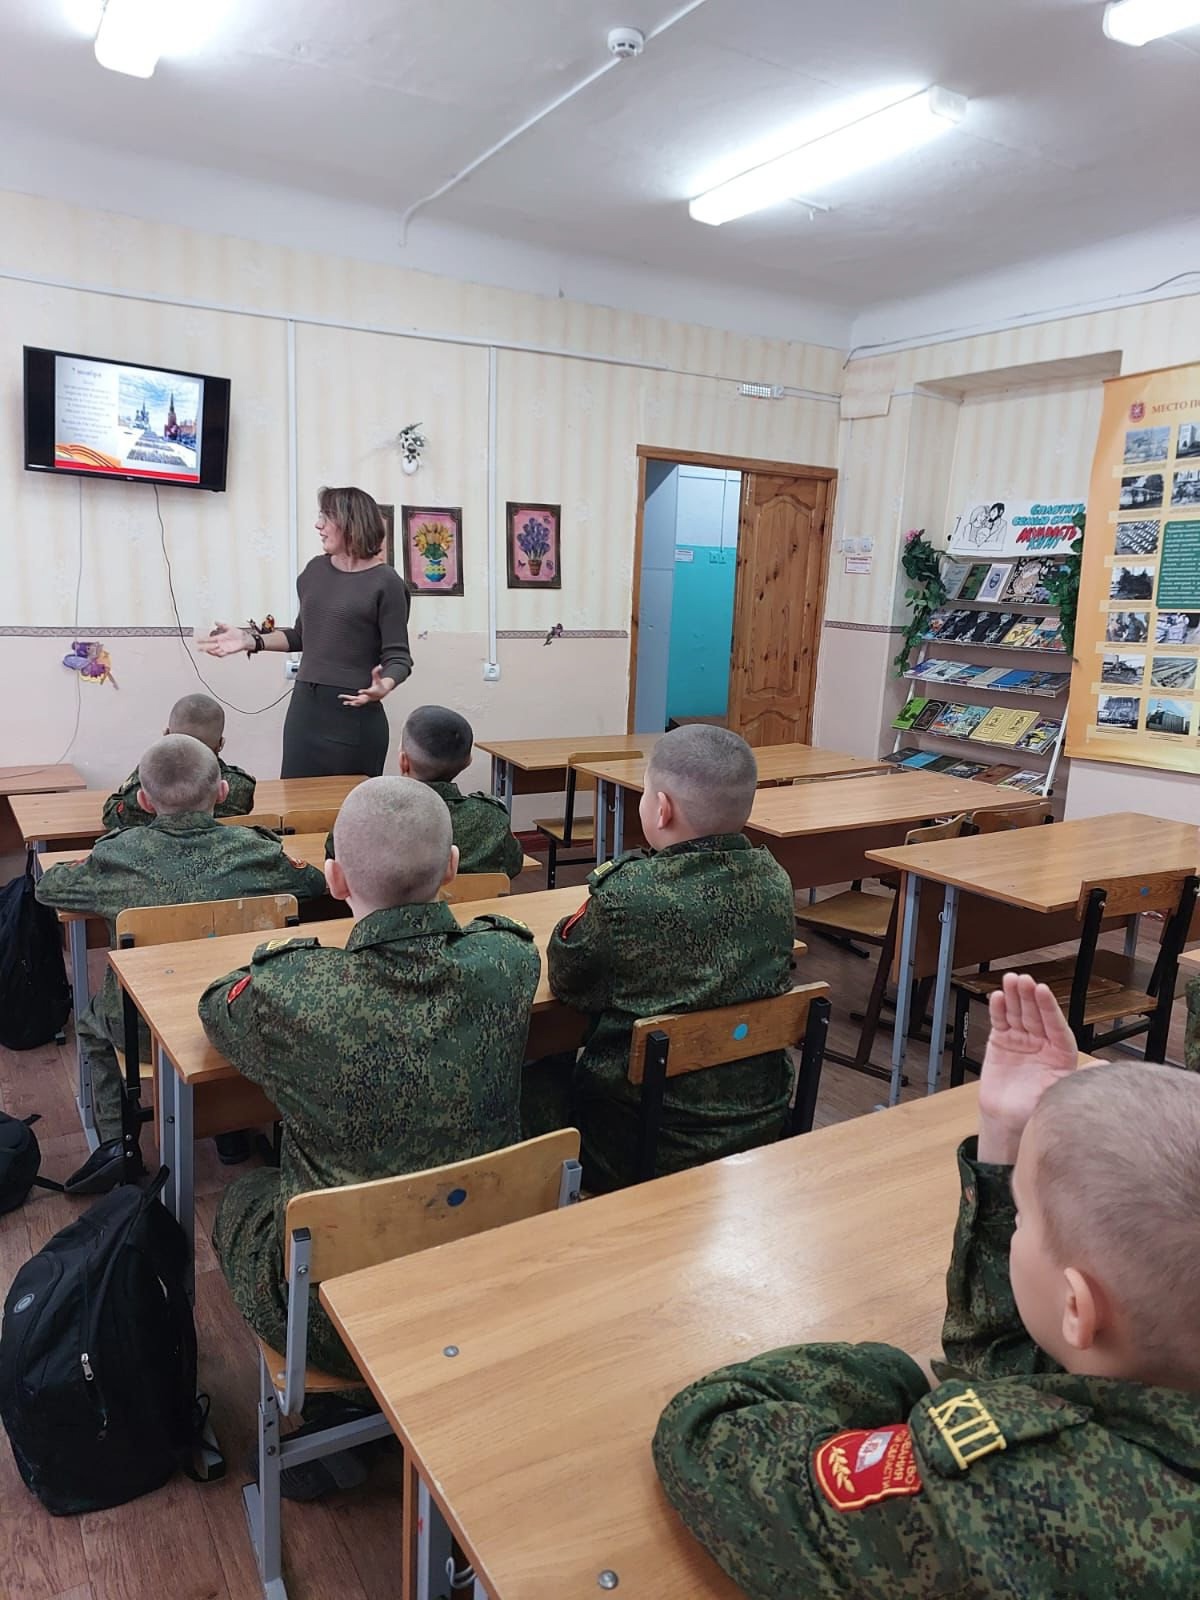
[197,486,412,778]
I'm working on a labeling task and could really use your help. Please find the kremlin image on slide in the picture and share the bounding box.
[54,356,203,481]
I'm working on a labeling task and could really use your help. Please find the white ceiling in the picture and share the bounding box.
[3,0,1199,314]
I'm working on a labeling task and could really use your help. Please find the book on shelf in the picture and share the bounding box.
[970,666,1017,687]
[1024,670,1071,696]
[1014,718,1061,754]
[941,559,974,600]
[899,750,942,769]
[958,564,992,602]
[975,611,1018,644]
[996,769,1048,793]
[1027,559,1070,606]
[923,755,962,772]
[925,611,962,639]
[1002,559,1047,604]
[977,562,1010,603]
[974,763,1021,785]
[1030,620,1065,650]
[892,696,929,730]
[911,659,962,682]
[912,699,949,731]
[929,702,990,738]
[970,707,1039,745]
[992,668,1037,690]
[938,610,979,641]
[941,758,989,779]
[880,748,915,766]
[1000,619,1040,649]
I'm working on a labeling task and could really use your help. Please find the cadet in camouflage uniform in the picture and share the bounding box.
[654,974,1200,1598]
[1186,973,1199,1072]
[101,692,257,829]
[37,735,325,1175]
[204,776,539,1380]
[325,704,522,878]
[524,725,796,1192]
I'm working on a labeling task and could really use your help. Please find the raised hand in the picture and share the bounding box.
[338,665,394,708]
[196,621,250,658]
[977,972,1078,1164]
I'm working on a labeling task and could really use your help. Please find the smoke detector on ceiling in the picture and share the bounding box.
[607,26,645,58]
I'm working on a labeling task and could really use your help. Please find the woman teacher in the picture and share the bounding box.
[199,486,412,777]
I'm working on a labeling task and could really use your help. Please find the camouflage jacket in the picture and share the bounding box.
[36,812,326,1050]
[653,1139,1200,1598]
[1185,974,1199,1073]
[101,757,257,830]
[546,835,796,1190]
[324,779,523,879]
[198,901,540,1224]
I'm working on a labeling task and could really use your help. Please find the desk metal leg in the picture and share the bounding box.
[594,779,610,866]
[888,875,921,1107]
[158,1043,196,1301]
[613,784,625,861]
[417,1476,453,1600]
[1124,913,1141,959]
[502,760,514,813]
[68,921,98,1148]
[925,884,960,1097]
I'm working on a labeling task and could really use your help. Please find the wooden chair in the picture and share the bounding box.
[281,808,339,835]
[534,750,641,888]
[628,982,831,1184]
[951,869,1200,1083]
[218,812,283,832]
[113,894,300,1181]
[439,872,511,904]
[968,801,1054,834]
[794,817,968,1081]
[243,1130,582,1600]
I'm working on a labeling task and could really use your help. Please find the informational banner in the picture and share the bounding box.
[947,498,1086,559]
[1066,364,1200,775]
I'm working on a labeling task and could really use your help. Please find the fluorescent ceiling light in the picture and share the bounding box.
[94,0,173,77]
[1103,0,1200,44]
[689,87,967,227]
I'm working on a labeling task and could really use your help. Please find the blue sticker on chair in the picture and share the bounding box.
[732,1022,749,1041]
[447,1187,468,1207]
[1140,885,1150,896]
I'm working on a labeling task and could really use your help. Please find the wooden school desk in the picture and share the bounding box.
[0,763,86,854]
[476,733,663,813]
[576,745,893,865]
[744,770,1041,891]
[109,887,596,1278]
[320,1084,981,1600]
[12,774,366,851]
[867,812,1200,1105]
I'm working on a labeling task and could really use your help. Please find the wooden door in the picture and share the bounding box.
[726,472,832,747]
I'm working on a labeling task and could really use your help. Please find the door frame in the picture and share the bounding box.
[628,445,838,736]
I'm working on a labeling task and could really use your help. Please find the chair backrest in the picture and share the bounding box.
[1075,869,1196,921]
[439,873,511,904]
[903,814,969,848]
[218,812,282,832]
[629,981,831,1084]
[1069,871,1198,1029]
[281,808,339,835]
[566,749,643,799]
[116,894,299,948]
[969,802,1053,834]
[285,1128,582,1284]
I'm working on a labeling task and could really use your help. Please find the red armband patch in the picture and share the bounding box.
[813,1426,922,1512]
[116,802,124,815]
[558,901,589,942]
[226,975,252,1007]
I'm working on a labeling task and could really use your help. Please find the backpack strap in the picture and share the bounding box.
[20,1118,65,1194]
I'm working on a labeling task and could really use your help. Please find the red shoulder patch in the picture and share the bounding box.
[813,1426,922,1512]
[286,854,306,870]
[226,975,252,1007]
[558,901,589,942]
[116,802,125,815]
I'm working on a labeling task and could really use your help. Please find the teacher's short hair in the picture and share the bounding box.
[139,735,221,816]
[403,705,473,781]
[333,776,452,906]
[644,725,758,836]
[319,485,386,560]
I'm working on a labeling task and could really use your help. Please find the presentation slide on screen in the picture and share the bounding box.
[54,355,204,482]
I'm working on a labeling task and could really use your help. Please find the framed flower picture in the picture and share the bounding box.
[400,506,464,596]
[507,502,561,589]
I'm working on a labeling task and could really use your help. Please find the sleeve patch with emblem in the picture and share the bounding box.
[226,975,252,1007]
[813,1425,922,1512]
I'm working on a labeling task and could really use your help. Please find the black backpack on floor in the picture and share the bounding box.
[0,1113,62,1214]
[0,1170,210,1514]
[0,853,71,1050]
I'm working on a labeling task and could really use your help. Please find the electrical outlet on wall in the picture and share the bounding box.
[482,661,501,682]
[284,657,300,680]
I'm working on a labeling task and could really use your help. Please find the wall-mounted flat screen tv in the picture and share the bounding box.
[23,346,230,491]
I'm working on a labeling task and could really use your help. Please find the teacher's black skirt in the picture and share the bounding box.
[281,682,390,779]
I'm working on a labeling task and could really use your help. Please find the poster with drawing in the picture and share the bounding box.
[1065,364,1200,776]
[947,498,1086,558]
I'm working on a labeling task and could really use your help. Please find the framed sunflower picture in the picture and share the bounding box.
[506,502,561,589]
[400,506,465,596]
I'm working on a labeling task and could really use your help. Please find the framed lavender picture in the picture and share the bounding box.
[506,502,561,589]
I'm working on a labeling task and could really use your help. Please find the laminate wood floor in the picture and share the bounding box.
[0,862,1190,1599]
